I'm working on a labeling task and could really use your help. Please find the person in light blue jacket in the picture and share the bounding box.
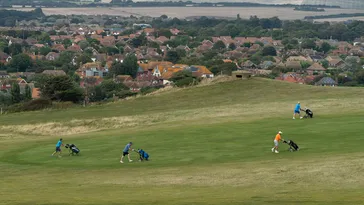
[51,138,64,157]
[293,102,303,120]
[120,142,133,164]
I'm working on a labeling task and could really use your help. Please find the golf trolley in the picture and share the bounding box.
[133,149,149,161]
[302,108,313,118]
[65,144,80,156]
[283,140,299,152]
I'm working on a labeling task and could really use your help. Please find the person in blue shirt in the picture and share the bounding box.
[52,138,64,157]
[293,102,303,120]
[120,142,133,164]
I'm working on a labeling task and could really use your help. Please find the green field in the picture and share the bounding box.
[1,78,364,205]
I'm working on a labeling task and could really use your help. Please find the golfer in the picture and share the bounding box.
[272,131,284,153]
[120,142,133,163]
[51,138,64,157]
[293,102,303,119]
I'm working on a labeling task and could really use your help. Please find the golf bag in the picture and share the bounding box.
[283,140,299,152]
[134,149,149,161]
[65,144,80,155]
[303,108,313,118]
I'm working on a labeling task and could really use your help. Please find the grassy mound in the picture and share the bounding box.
[1,78,364,205]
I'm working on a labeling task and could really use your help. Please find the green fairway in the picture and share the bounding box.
[1,78,364,205]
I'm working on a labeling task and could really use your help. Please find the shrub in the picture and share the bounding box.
[116,90,137,99]
[7,98,52,113]
[52,101,75,109]
[140,86,163,95]
[23,98,52,111]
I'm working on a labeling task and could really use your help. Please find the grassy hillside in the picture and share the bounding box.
[1,78,364,205]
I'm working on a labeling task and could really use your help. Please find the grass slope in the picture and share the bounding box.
[1,78,364,205]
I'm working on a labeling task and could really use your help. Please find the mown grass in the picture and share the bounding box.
[1,78,364,205]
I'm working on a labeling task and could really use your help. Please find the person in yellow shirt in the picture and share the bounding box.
[272,131,284,153]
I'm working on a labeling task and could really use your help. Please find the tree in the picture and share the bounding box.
[262,46,277,56]
[301,39,316,49]
[242,42,251,48]
[170,70,198,87]
[4,43,22,56]
[156,28,173,38]
[321,60,329,69]
[213,40,226,50]
[210,62,238,75]
[131,33,147,48]
[300,61,311,69]
[320,42,331,54]
[166,50,180,64]
[109,54,138,78]
[355,70,364,84]
[24,84,32,101]
[228,43,236,50]
[76,54,92,66]
[122,54,138,78]
[78,40,90,50]
[105,46,120,55]
[39,46,52,56]
[11,83,21,103]
[54,51,75,67]
[41,75,83,102]
[7,54,33,72]
[0,92,12,107]
[62,39,72,48]
[160,14,168,19]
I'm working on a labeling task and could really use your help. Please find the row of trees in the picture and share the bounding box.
[152,16,364,42]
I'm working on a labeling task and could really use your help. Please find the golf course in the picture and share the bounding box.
[1,77,364,205]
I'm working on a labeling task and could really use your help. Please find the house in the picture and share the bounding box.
[241,60,257,69]
[45,52,60,61]
[143,28,155,36]
[306,63,326,75]
[176,45,191,52]
[32,88,41,99]
[260,61,275,69]
[67,44,82,52]
[136,72,163,87]
[284,61,302,71]
[315,77,337,87]
[156,36,169,44]
[26,38,38,46]
[286,56,308,62]
[327,58,345,69]
[310,55,324,62]
[42,70,67,76]
[115,75,133,84]
[95,54,107,62]
[0,52,11,64]
[348,47,364,57]
[201,40,214,48]
[30,54,45,61]
[52,44,66,52]
[170,28,181,35]
[100,36,116,47]
[224,51,243,59]
[80,76,103,88]
[76,62,108,78]
[187,65,214,78]
[275,72,306,84]
[0,71,9,78]
[345,56,360,63]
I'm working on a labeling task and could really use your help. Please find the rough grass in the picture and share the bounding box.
[1,78,364,205]
[2,78,364,137]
